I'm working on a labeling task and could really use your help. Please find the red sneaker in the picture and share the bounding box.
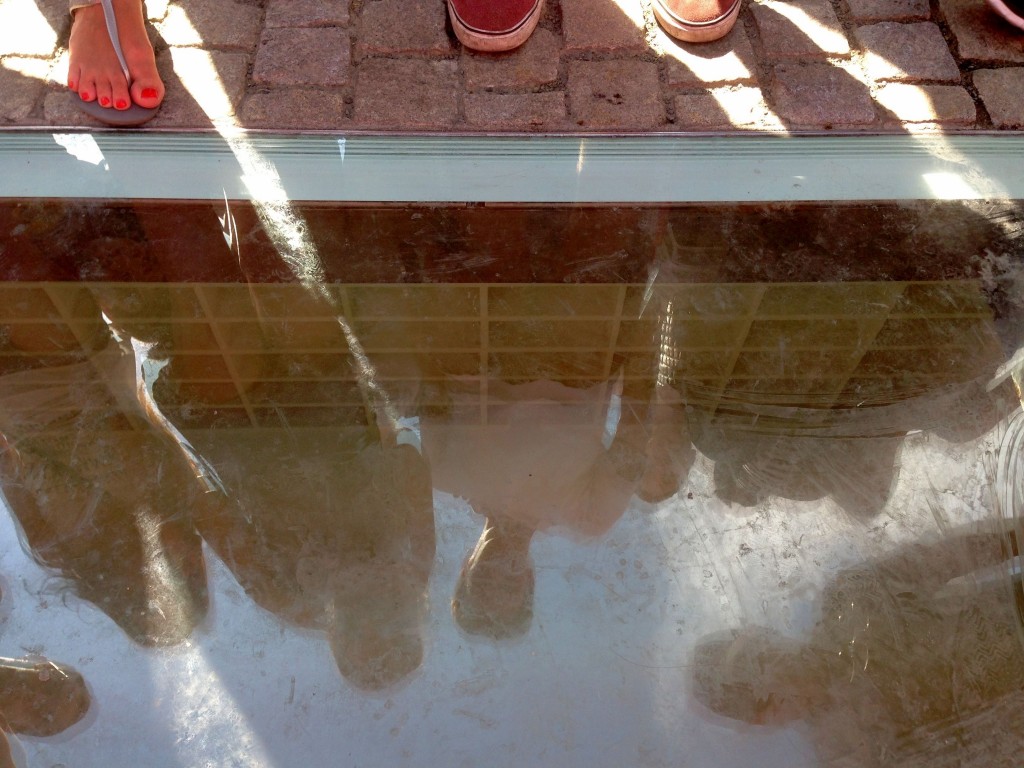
[652,0,741,43]
[448,0,544,52]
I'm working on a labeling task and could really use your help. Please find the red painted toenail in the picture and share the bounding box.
[142,88,158,99]
[116,99,128,109]
[69,81,77,90]
[81,91,91,100]
[99,97,111,106]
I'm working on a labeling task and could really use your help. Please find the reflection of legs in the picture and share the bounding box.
[693,524,1024,763]
[452,516,535,639]
[606,372,694,503]
[691,627,830,727]
[1,430,209,647]
[636,386,694,503]
[0,579,90,763]
[0,297,209,647]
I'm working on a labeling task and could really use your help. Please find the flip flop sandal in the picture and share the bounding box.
[75,0,159,127]
[987,0,1024,30]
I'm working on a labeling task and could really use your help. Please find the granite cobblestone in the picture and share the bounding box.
[751,0,851,59]
[873,83,976,125]
[856,23,961,83]
[463,28,561,90]
[3,0,1023,131]
[845,0,930,23]
[253,28,351,88]
[355,0,453,57]
[973,67,1024,127]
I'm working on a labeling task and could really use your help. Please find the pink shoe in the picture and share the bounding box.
[987,0,1024,30]
[447,0,544,52]
[652,0,741,43]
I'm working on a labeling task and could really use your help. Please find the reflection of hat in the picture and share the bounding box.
[691,627,812,724]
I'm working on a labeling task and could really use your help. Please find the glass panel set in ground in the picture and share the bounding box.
[1,194,1023,767]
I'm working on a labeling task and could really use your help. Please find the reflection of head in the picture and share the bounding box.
[451,534,534,641]
[329,565,427,691]
[0,658,91,737]
[47,509,208,648]
[451,572,533,640]
[330,620,424,692]
[691,627,825,726]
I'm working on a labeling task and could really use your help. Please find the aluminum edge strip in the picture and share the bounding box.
[1,133,1023,202]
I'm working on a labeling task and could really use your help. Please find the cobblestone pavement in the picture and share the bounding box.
[0,0,1023,131]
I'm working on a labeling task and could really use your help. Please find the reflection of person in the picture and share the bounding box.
[692,525,1024,766]
[195,426,436,691]
[0,308,209,647]
[423,377,681,639]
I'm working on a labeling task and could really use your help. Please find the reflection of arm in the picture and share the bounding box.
[894,688,1024,767]
[819,524,1017,675]
[813,698,891,768]
[0,715,13,768]
[393,444,436,582]
[833,525,1014,600]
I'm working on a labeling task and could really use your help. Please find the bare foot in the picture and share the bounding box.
[67,0,163,113]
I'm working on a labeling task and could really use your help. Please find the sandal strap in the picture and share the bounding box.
[68,0,132,84]
[100,0,132,84]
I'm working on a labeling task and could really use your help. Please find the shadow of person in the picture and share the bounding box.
[661,0,914,131]
[691,521,1024,766]
[645,197,1023,518]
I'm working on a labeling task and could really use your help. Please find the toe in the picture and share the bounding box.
[78,75,98,102]
[111,78,132,111]
[130,79,164,110]
[95,79,114,109]
[67,63,82,93]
